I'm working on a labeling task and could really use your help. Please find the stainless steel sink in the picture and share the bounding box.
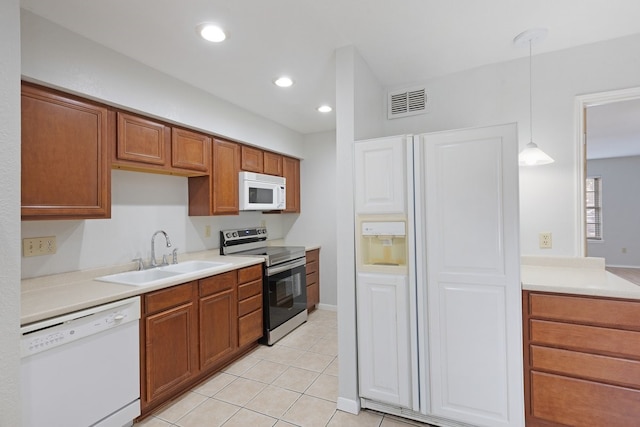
[95,260,232,287]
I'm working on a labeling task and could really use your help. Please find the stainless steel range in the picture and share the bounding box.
[220,226,307,345]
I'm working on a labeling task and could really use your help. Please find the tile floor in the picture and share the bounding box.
[135,309,433,427]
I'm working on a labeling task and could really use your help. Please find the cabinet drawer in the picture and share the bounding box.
[145,282,196,315]
[306,249,319,265]
[530,319,640,359]
[530,293,640,330]
[238,279,262,300]
[531,345,640,389]
[531,371,640,427]
[238,309,263,347]
[306,260,318,275]
[199,271,236,297]
[238,264,262,284]
[306,270,318,286]
[238,294,262,317]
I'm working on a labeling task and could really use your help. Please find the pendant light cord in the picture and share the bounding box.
[529,40,533,143]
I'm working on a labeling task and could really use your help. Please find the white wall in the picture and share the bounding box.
[587,155,640,267]
[0,1,22,424]
[22,170,290,278]
[284,131,338,307]
[335,45,387,413]
[383,33,640,256]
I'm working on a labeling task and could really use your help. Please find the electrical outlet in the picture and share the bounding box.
[539,232,552,249]
[23,236,57,257]
[204,225,211,238]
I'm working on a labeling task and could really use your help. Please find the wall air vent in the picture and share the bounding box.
[387,87,427,119]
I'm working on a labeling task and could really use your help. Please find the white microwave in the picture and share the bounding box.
[239,171,286,211]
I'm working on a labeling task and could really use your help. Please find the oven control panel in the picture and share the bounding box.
[221,226,268,244]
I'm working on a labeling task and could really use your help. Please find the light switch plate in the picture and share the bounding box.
[23,236,57,257]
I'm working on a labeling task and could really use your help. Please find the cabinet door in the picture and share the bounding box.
[354,136,406,214]
[200,289,237,371]
[283,156,300,213]
[241,145,263,172]
[264,152,283,176]
[116,112,168,166]
[357,273,411,408]
[172,128,211,173]
[144,301,198,404]
[212,138,240,214]
[21,83,111,220]
[416,124,522,426]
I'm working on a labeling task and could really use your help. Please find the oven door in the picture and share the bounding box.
[265,257,307,330]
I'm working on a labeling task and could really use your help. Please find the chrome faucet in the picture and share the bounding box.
[150,230,172,267]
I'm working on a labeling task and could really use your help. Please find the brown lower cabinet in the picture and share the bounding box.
[306,249,320,311]
[140,264,263,417]
[523,291,640,427]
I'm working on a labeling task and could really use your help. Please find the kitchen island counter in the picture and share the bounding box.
[521,255,640,300]
[21,251,263,325]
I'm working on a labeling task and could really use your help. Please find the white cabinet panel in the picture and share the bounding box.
[416,124,523,427]
[354,136,407,214]
[357,273,411,408]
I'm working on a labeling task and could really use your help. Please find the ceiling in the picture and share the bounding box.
[19,0,640,135]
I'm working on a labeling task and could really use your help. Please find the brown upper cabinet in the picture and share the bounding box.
[240,145,264,173]
[283,156,300,213]
[114,112,210,176]
[188,138,240,216]
[241,145,283,176]
[263,151,283,176]
[171,127,211,174]
[21,82,112,220]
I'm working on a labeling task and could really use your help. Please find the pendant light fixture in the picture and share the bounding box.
[514,28,554,166]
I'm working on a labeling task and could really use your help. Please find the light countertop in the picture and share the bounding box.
[21,251,261,326]
[521,256,640,300]
[21,242,321,326]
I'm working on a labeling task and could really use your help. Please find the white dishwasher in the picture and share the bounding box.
[21,296,141,427]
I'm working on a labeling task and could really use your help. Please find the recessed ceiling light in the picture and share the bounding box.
[274,77,294,88]
[317,105,332,113]
[196,23,226,43]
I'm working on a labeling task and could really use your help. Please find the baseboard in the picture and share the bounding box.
[336,397,360,414]
[317,303,337,311]
[606,264,640,269]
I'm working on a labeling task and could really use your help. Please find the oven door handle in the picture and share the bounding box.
[267,257,306,276]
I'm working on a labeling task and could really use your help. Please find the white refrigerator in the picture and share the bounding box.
[354,124,524,427]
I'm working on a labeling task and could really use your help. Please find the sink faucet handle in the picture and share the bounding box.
[172,248,179,264]
[132,258,145,271]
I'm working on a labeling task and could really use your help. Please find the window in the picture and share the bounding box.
[586,177,602,240]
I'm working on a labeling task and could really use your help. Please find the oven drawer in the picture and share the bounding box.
[238,294,262,317]
[530,319,640,359]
